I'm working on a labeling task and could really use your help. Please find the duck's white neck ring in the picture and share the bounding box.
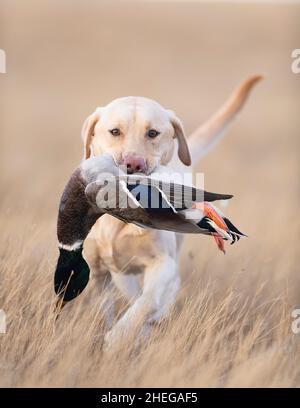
[58,240,83,251]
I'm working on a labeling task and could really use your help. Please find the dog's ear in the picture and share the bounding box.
[167,110,191,166]
[81,108,102,159]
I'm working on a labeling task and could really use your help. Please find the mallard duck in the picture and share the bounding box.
[54,154,246,305]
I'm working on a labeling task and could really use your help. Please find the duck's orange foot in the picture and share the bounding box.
[213,234,226,254]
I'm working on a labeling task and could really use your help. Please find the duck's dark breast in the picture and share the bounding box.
[57,168,102,246]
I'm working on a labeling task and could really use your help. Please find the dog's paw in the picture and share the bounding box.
[103,325,127,351]
[103,321,154,353]
[103,329,115,351]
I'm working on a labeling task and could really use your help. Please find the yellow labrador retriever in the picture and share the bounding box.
[81,75,262,345]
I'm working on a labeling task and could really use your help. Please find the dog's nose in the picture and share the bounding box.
[123,155,146,174]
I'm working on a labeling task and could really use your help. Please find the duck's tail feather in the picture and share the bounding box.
[223,217,247,240]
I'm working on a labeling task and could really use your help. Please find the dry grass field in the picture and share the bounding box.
[0,1,300,387]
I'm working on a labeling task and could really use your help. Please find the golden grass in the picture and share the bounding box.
[0,189,299,387]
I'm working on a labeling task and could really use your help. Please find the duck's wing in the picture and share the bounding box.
[85,178,206,233]
[118,175,233,210]
[85,177,238,236]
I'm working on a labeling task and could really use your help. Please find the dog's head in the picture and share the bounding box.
[81,97,191,174]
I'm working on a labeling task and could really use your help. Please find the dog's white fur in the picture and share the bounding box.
[81,76,262,346]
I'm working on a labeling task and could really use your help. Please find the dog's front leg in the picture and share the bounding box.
[104,254,180,348]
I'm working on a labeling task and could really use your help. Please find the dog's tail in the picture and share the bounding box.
[188,75,263,164]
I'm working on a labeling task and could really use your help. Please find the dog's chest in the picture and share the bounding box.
[90,215,160,274]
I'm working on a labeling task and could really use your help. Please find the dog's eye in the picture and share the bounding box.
[147,129,160,138]
[109,128,121,136]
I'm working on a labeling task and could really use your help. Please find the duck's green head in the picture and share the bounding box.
[54,247,90,303]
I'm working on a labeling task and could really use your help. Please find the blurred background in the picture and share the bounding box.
[0,0,300,387]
